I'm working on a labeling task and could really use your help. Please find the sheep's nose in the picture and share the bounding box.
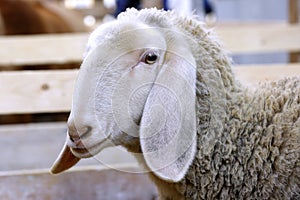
[67,125,92,147]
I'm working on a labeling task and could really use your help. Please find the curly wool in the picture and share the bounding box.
[120,8,300,199]
[181,77,300,200]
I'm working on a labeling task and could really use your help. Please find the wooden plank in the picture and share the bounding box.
[0,33,88,66]
[0,165,157,200]
[0,69,77,114]
[0,122,137,171]
[0,23,299,67]
[216,23,300,54]
[0,64,299,115]
[288,0,299,62]
[234,63,300,86]
[289,0,299,24]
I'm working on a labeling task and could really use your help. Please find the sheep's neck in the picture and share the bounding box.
[146,89,251,199]
[156,78,300,200]
[147,87,255,199]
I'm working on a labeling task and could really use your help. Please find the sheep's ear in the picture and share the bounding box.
[139,52,197,182]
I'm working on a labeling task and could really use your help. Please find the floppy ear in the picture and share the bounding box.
[139,51,197,182]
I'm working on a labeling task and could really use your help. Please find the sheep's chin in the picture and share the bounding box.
[70,138,115,159]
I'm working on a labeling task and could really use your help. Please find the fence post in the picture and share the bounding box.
[289,0,299,62]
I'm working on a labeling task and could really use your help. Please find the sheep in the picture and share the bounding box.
[51,8,300,199]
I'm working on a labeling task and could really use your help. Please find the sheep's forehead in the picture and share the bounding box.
[86,21,168,56]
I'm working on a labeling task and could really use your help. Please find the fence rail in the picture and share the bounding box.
[217,23,300,54]
[0,33,87,66]
[0,23,299,66]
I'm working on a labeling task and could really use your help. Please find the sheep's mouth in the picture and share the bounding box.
[69,137,115,159]
[70,146,93,158]
[51,136,115,174]
[70,147,91,156]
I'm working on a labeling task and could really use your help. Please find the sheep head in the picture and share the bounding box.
[51,8,219,182]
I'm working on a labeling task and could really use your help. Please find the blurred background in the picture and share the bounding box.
[0,1,299,198]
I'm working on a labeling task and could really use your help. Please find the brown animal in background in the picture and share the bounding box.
[0,0,88,35]
[0,0,88,124]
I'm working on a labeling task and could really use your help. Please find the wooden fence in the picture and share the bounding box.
[0,22,299,200]
[0,23,299,197]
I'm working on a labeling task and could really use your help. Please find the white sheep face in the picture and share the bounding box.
[68,21,167,155]
[52,19,197,182]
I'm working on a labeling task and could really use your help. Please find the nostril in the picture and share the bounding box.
[68,130,80,142]
[78,126,92,140]
[69,135,75,142]
[68,125,92,143]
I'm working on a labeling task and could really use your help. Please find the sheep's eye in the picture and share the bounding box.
[143,51,159,64]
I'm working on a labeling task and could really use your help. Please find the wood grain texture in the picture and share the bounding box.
[0,23,299,66]
[0,165,157,200]
[0,69,77,114]
[216,23,300,54]
[234,63,300,86]
[0,33,88,66]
